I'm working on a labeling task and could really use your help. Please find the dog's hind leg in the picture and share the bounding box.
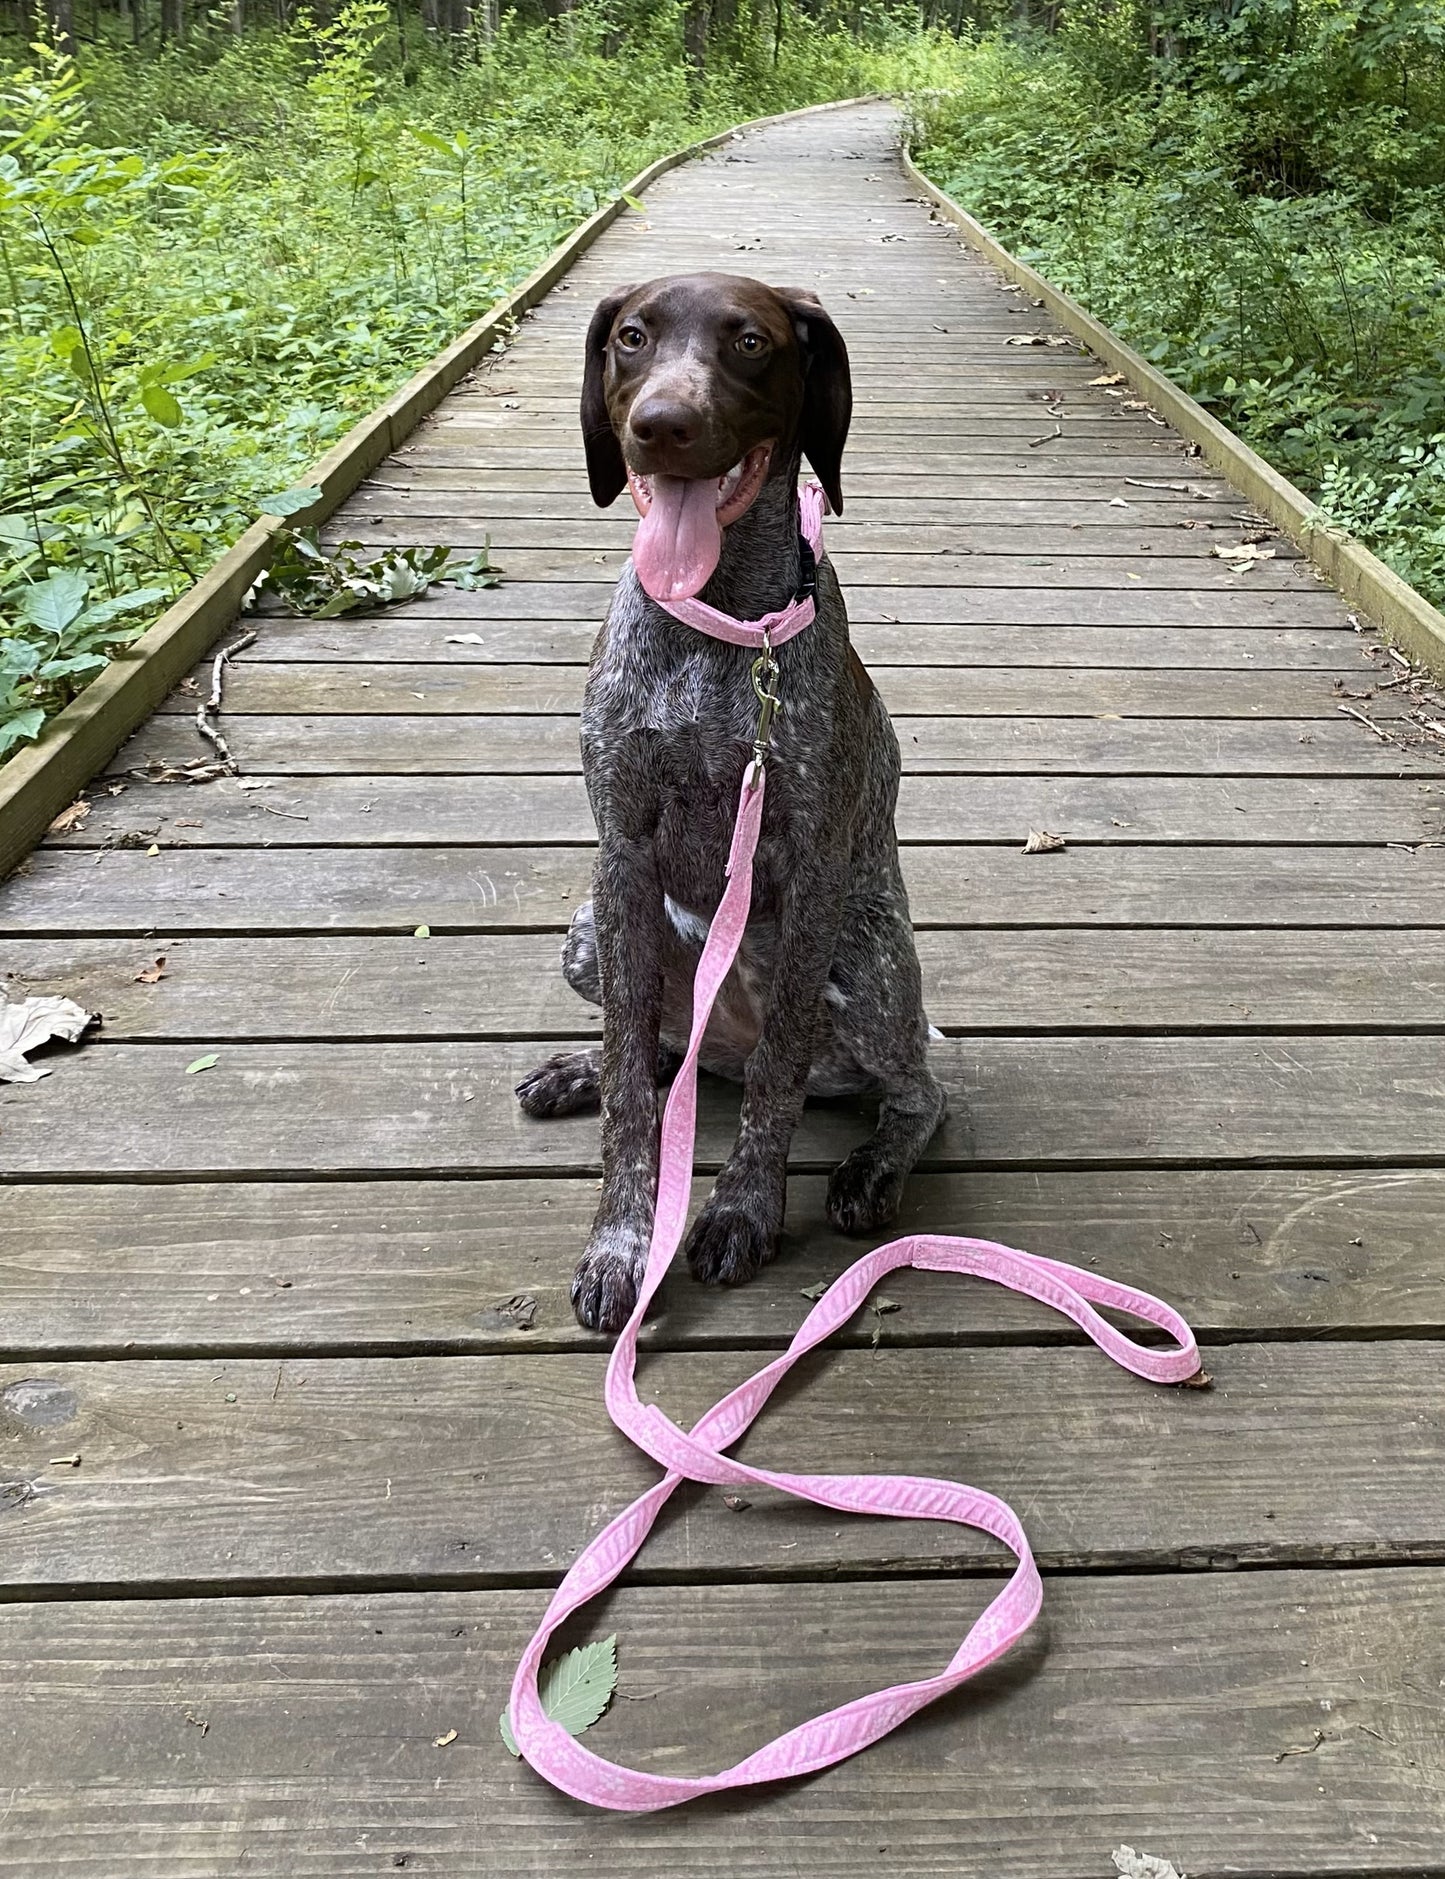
[820,894,948,1233]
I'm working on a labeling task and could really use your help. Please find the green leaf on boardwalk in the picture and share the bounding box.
[499,1635,617,1758]
[621,193,646,212]
[800,1279,830,1302]
[414,925,430,938]
[258,486,324,517]
[185,1054,219,1074]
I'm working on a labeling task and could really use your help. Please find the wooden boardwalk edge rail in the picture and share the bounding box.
[902,147,1445,677]
[0,97,873,880]
[3,97,1443,878]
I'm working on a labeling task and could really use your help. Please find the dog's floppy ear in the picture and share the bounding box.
[775,288,852,517]
[580,286,636,508]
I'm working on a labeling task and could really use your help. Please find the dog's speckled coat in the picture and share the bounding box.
[516,275,948,1333]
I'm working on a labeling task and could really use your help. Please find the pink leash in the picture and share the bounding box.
[508,486,1202,1811]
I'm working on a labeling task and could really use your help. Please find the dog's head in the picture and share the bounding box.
[580,273,851,601]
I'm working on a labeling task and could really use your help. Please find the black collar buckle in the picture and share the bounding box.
[794,532,818,607]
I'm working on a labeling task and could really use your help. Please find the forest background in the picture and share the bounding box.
[1,0,1442,756]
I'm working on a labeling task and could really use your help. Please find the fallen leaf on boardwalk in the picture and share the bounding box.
[1004,334,1047,345]
[445,633,487,645]
[129,757,228,785]
[1114,1850,1186,1879]
[800,1279,831,1302]
[872,1296,903,1315]
[722,1494,750,1512]
[185,1053,219,1074]
[1108,498,1129,507]
[48,797,90,836]
[1023,828,1067,853]
[145,844,160,857]
[414,924,431,938]
[500,1635,618,1758]
[0,993,99,1083]
[1121,399,1152,411]
[134,956,168,984]
[1212,542,1276,572]
[1090,372,1126,386]
[433,1729,458,1748]
[235,778,274,792]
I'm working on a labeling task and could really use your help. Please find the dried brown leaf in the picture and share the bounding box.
[1023,828,1067,854]
[134,956,168,985]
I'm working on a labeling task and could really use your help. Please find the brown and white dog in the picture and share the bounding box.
[517,273,947,1334]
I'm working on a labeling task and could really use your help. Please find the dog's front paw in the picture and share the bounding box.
[571,1227,648,1334]
[515,1050,601,1119]
[685,1196,779,1288]
[826,1145,905,1234]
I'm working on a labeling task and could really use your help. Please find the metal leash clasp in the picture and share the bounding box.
[745,627,782,791]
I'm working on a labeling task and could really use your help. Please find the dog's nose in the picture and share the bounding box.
[628,396,701,451]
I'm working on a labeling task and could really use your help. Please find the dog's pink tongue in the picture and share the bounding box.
[633,474,722,603]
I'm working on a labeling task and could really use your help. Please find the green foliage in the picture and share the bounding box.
[0,7,968,761]
[915,3,1445,606]
[255,527,500,616]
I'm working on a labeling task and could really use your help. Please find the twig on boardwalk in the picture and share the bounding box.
[1336,702,1392,743]
[195,630,258,775]
[1028,424,1063,449]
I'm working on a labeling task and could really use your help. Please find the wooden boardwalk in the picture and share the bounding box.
[3,100,1445,1876]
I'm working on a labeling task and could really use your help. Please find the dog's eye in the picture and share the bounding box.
[615,325,646,351]
[736,333,768,355]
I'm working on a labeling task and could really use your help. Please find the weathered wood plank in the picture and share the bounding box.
[236,618,1371,669]
[157,663,1393,719]
[373,465,1234,499]
[6,1168,1440,1356]
[4,1036,1444,1177]
[0,1571,1438,1877]
[117,712,1442,777]
[277,581,1349,625]
[53,773,1445,848]
[14,928,1445,1042]
[346,490,1236,526]
[329,546,1321,592]
[8,842,1441,934]
[0,1341,1440,1585]
[331,515,1290,560]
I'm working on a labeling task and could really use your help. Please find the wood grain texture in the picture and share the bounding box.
[53,771,1445,847]
[3,1168,1440,1356]
[7,841,1443,933]
[10,929,1445,1040]
[3,1036,1444,1177]
[0,1341,1440,1586]
[0,1570,1440,1877]
[237,617,1373,669]
[118,712,1443,777]
[156,661,1401,719]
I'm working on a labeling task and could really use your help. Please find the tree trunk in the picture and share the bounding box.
[230,0,244,30]
[159,0,184,40]
[47,0,75,53]
[683,0,708,79]
[421,0,440,33]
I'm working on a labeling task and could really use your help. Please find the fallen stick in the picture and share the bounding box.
[195,629,258,775]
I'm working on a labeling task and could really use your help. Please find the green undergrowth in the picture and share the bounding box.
[0,8,967,761]
[913,6,1445,609]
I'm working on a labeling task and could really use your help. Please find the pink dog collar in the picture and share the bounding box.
[653,481,827,647]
